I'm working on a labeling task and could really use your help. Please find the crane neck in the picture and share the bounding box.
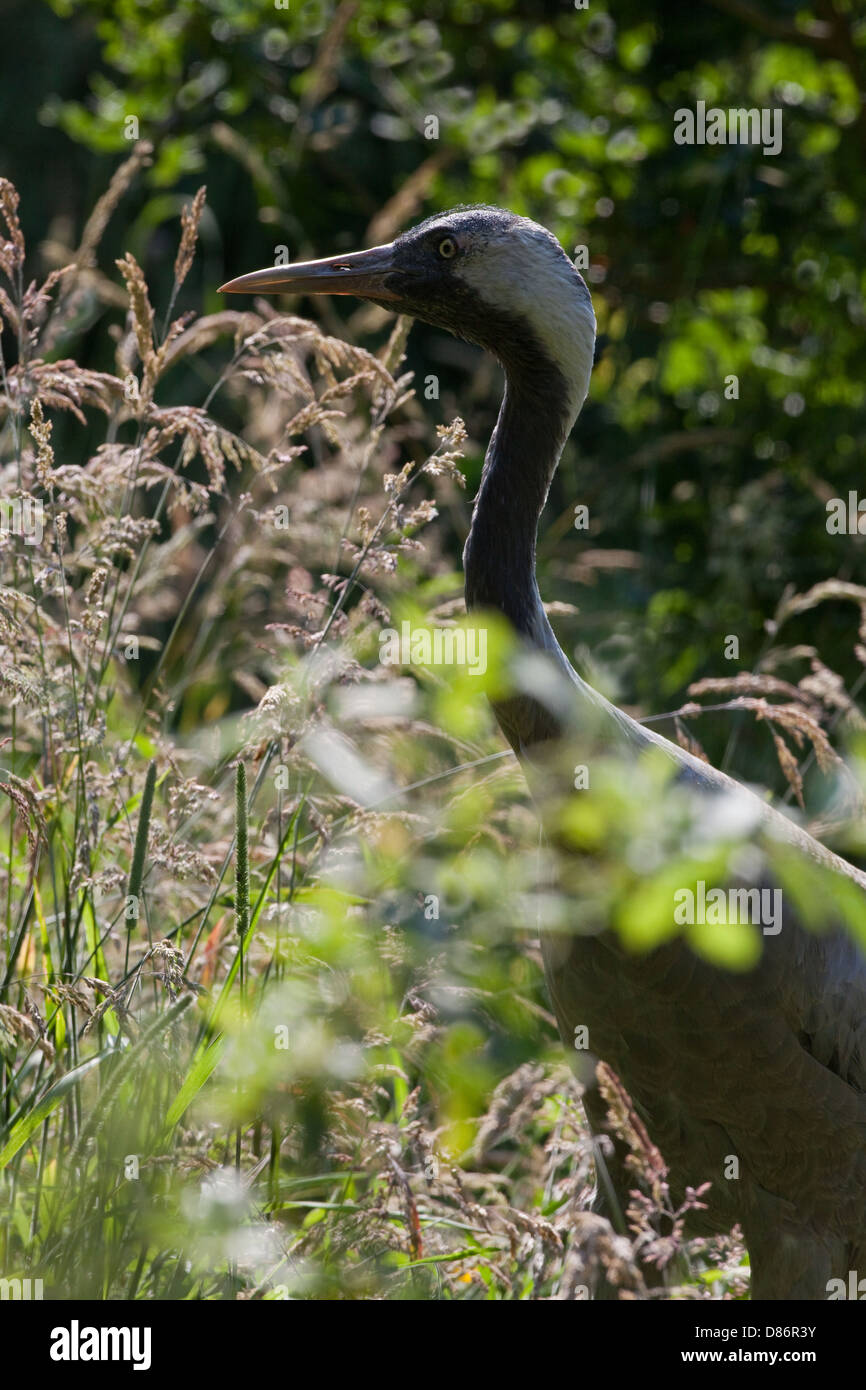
[461,350,697,768]
[463,358,577,652]
[457,301,735,776]
[460,347,637,760]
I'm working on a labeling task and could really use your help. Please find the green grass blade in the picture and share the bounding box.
[0,1053,105,1170]
[235,760,249,939]
[162,1033,226,1137]
[127,759,157,927]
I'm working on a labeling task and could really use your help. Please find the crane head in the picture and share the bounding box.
[221,206,597,415]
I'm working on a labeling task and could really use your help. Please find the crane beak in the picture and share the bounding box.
[219,242,399,300]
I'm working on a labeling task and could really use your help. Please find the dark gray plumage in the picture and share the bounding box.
[222,206,866,1299]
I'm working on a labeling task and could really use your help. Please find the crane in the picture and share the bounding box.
[222,206,866,1299]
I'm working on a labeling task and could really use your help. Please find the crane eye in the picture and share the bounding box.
[437,236,458,259]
